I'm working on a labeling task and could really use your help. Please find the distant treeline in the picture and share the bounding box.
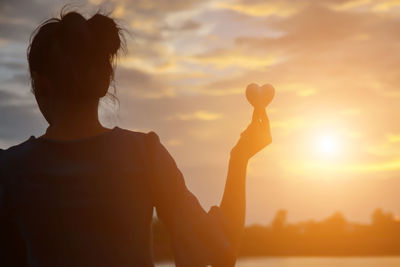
[153,208,400,261]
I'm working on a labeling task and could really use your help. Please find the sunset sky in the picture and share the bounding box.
[1,0,400,225]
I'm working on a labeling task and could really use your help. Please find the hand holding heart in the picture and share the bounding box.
[246,83,275,109]
[231,83,274,161]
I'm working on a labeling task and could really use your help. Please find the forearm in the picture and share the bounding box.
[217,105,271,264]
[219,154,248,252]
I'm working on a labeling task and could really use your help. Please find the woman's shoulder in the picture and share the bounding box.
[114,128,169,162]
[115,127,160,144]
[0,137,36,183]
[0,136,36,163]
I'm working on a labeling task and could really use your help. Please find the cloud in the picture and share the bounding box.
[0,90,21,106]
[187,48,280,70]
[387,134,400,143]
[115,66,176,98]
[0,103,46,146]
[329,0,400,12]
[339,109,362,116]
[7,72,29,85]
[306,158,400,173]
[167,110,223,121]
[329,0,373,11]
[161,19,201,32]
[166,138,183,146]
[0,22,33,42]
[365,133,400,158]
[214,0,302,18]
[271,117,305,130]
[0,60,25,71]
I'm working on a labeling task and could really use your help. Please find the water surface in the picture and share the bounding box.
[156,257,400,267]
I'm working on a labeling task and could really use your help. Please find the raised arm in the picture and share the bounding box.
[147,107,271,266]
[219,107,272,258]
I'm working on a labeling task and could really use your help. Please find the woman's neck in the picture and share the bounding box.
[42,101,109,141]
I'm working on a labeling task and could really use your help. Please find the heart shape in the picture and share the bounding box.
[246,83,275,108]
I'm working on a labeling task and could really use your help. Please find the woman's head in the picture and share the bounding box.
[28,10,124,124]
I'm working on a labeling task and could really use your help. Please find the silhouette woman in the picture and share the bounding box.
[0,10,271,267]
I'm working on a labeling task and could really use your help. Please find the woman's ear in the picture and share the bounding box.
[87,68,110,98]
[32,71,51,97]
[32,71,54,124]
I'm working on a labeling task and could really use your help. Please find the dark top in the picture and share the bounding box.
[0,127,233,267]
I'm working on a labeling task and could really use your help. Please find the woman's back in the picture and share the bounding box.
[1,128,156,266]
[1,127,244,267]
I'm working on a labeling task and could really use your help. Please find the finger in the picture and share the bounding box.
[254,108,269,131]
[259,108,268,123]
[252,107,264,124]
[251,108,259,124]
[260,114,269,131]
[240,124,251,136]
[241,122,258,137]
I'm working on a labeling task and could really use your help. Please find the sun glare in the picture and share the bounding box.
[316,135,340,157]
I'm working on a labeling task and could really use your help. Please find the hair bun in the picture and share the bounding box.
[60,12,87,29]
[59,12,90,50]
[87,14,121,57]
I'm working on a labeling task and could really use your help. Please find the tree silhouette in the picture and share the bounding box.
[272,209,287,230]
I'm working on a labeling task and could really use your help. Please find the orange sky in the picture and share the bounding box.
[1,0,400,224]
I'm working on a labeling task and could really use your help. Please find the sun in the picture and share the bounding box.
[316,134,340,157]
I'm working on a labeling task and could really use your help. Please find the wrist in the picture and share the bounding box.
[230,149,249,165]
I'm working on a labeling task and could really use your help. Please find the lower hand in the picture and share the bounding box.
[230,107,272,161]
